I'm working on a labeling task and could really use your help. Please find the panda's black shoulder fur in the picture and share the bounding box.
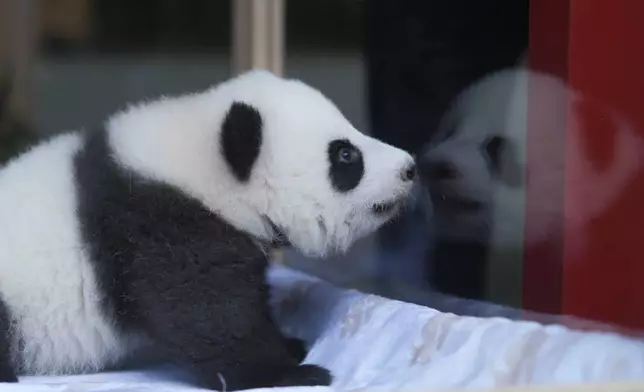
[71,126,327,390]
[73,126,268,329]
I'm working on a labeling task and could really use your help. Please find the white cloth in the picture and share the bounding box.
[8,265,644,392]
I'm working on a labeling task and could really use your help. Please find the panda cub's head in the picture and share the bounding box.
[108,70,416,257]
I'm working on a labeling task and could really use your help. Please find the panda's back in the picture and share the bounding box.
[0,132,133,375]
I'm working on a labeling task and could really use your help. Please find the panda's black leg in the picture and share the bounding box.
[137,276,331,391]
[153,312,330,391]
[0,301,18,383]
[0,358,17,383]
[195,314,330,391]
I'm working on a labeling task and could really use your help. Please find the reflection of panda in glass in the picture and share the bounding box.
[419,68,643,257]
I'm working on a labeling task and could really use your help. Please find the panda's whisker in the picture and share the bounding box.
[316,216,328,240]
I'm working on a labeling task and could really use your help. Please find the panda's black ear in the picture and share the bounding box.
[220,101,263,182]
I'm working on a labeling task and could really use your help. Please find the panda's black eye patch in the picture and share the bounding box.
[484,134,523,187]
[328,139,364,193]
[484,135,506,172]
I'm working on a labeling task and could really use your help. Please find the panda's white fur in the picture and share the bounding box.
[0,70,415,387]
[419,67,643,254]
[0,132,134,374]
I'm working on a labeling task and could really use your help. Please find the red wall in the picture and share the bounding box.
[524,0,644,331]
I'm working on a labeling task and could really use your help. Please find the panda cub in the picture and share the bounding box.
[0,70,416,390]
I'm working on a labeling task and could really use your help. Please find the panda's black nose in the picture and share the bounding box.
[401,162,417,182]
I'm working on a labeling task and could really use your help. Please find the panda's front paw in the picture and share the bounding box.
[273,364,332,387]
[283,337,308,362]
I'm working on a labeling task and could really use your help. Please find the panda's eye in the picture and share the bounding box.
[338,146,360,164]
[328,139,365,193]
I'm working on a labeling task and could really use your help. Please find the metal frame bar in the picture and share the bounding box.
[231,0,285,76]
[0,0,39,125]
